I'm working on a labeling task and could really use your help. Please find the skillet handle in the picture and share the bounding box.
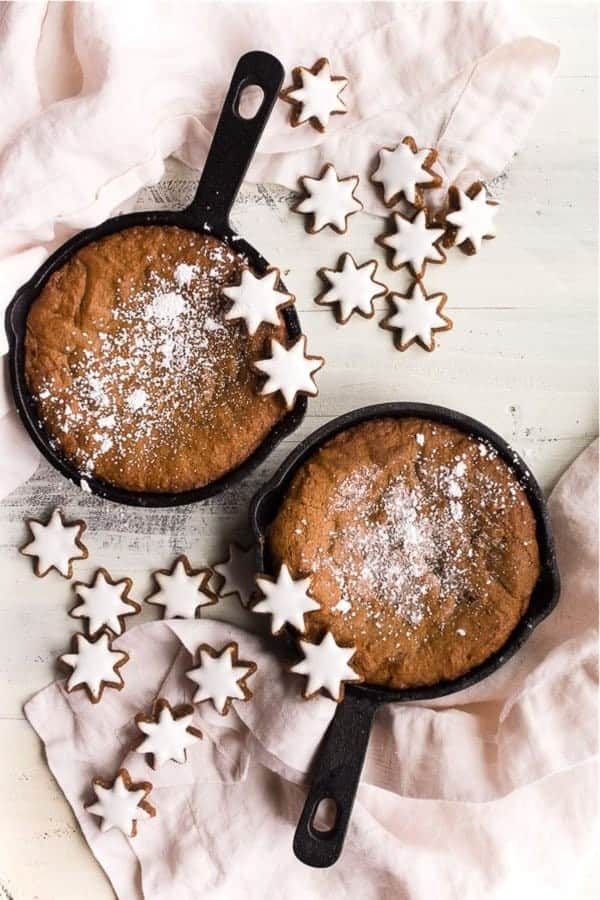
[185,50,284,229]
[293,691,379,868]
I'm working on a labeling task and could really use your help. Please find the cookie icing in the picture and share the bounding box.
[446,188,498,252]
[213,543,256,608]
[135,701,201,768]
[222,267,294,336]
[145,556,215,619]
[291,631,362,702]
[372,140,439,206]
[71,569,139,636]
[186,643,256,715]
[285,59,347,130]
[20,509,87,578]
[60,632,128,702]
[295,165,362,233]
[254,564,320,635]
[378,209,445,277]
[253,336,323,410]
[381,281,452,352]
[86,770,154,836]
[316,254,387,323]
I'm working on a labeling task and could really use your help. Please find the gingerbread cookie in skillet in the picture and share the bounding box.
[267,417,541,689]
[24,226,289,493]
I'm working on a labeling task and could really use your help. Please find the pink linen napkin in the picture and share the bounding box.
[25,440,598,899]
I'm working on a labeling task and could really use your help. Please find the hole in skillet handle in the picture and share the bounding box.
[236,83,266,120]
[311,797,338,833]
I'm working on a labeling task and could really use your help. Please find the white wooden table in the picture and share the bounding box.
[0,6,597,898]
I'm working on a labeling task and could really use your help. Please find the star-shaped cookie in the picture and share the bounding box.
[59,631,129,703]
[253,564,320,635]
[134,698,202,769]
[70,568,140,637]
[380,280,452,352]
[315,253,388,324]
[145,555,216,620]
[186,642,257,715]
[221,266,295,336]
[371,136,441,208]
[293,164,362,234]
[445,181,499,254]
[376,209,446,278]
[280,57,348,132]
[86,768,155,837]
[20,508,88,578]
[252,336,324,410]
[291,631,363,702]
[212,542,256,608]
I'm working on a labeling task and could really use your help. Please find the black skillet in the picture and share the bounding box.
[250,402,560,868]
[5,51,304,507]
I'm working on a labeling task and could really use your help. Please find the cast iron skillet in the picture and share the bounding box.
[5,50,305,507]
[250,402,560,868]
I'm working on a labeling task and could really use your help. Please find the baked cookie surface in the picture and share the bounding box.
[268,417,540,689]
[25,226,287,492]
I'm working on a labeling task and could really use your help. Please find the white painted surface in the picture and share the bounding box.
[0,6,597,899]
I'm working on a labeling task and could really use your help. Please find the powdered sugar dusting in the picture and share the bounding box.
[174,263,198,288]
[146,291,185,322]
[333,598,352,614]
[126,389,148,412]
[306,436,527,633]
[30,232,261,481]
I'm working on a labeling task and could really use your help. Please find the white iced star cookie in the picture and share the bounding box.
[70,568,140,637]
[371,136,441,208]
[315,253,388,324]
[145,555,216,620]
[445,181,499,254]
[221,267,295,336]
[280,57,348,132]
[252,336,324,410]
[134,698,202,769]
[376,209,446,278]
[86,768,155,837]
[59,631,129,703]
[253,564,320,635]
[20,508,88,578]
[291,631,363,702]
[186,641,257,716]
[294,164,362,234]
[212,542,256,608]
[380,280,452,352]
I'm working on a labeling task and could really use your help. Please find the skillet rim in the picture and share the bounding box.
[5,210,306,508]
[249,401,561,705]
